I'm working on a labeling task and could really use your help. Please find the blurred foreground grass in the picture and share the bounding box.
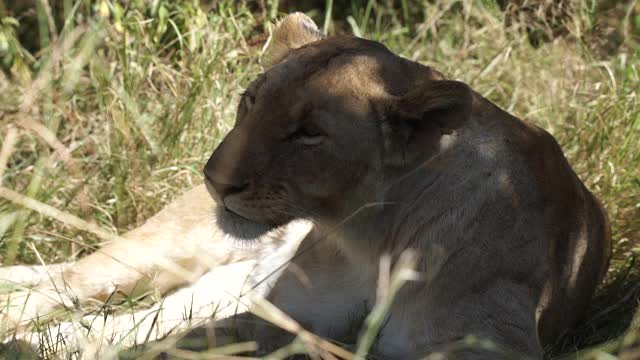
[0,0,638,358]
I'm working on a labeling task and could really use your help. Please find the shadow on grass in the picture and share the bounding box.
[552,255,640,357]
[0,339,39,360]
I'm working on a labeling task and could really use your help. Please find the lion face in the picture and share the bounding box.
[204,13,472,231]
[204,47,384,227]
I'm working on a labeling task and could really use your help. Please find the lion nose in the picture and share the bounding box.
[203,128,254,202]
[203,170,249,201]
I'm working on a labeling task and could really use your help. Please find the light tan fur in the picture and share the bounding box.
[262,13,323,68]
[1,186,312,356]
[1,13,610,360]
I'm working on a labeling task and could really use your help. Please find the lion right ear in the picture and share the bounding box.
[262,13,323,68]
[382,80,473,167]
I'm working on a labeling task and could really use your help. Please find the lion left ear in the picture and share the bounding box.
[262,13,323,68]
[382,80,473,166]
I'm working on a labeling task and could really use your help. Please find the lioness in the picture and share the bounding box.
[1,12,609,359]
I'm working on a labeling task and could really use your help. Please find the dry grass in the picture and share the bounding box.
[0,0,638,358]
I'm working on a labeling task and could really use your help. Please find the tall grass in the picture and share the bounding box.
[0,0,638,358]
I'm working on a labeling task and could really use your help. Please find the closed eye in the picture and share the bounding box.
[287,124,326,146]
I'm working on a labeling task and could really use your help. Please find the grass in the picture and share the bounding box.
[0,0,639,358]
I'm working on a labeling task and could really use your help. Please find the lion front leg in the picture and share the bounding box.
[8,259,274,358]
[0,262,72,329]
[0,185,217,331]
[0,234,199,331]
[0,243,160,332]
[0,263,73,287]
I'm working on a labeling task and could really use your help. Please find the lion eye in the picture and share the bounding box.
[287,124,325,146]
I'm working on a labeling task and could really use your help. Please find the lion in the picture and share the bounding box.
[1,12,610,359]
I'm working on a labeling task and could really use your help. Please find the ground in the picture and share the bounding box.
[0,0,638,358]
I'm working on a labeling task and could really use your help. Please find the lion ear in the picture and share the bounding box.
[382,80,473,166]
[262,13,323,68]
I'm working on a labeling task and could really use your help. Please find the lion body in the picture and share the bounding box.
[200,15,610,357]
[209,85,610,359]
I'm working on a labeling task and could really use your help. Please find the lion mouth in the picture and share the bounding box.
[214,205,276,241]
[222,204,253,222]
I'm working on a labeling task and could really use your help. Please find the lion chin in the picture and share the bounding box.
[213,205,278,241]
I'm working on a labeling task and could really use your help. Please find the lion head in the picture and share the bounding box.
[203,13,472,235]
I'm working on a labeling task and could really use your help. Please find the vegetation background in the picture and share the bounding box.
[0,0,638,358]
